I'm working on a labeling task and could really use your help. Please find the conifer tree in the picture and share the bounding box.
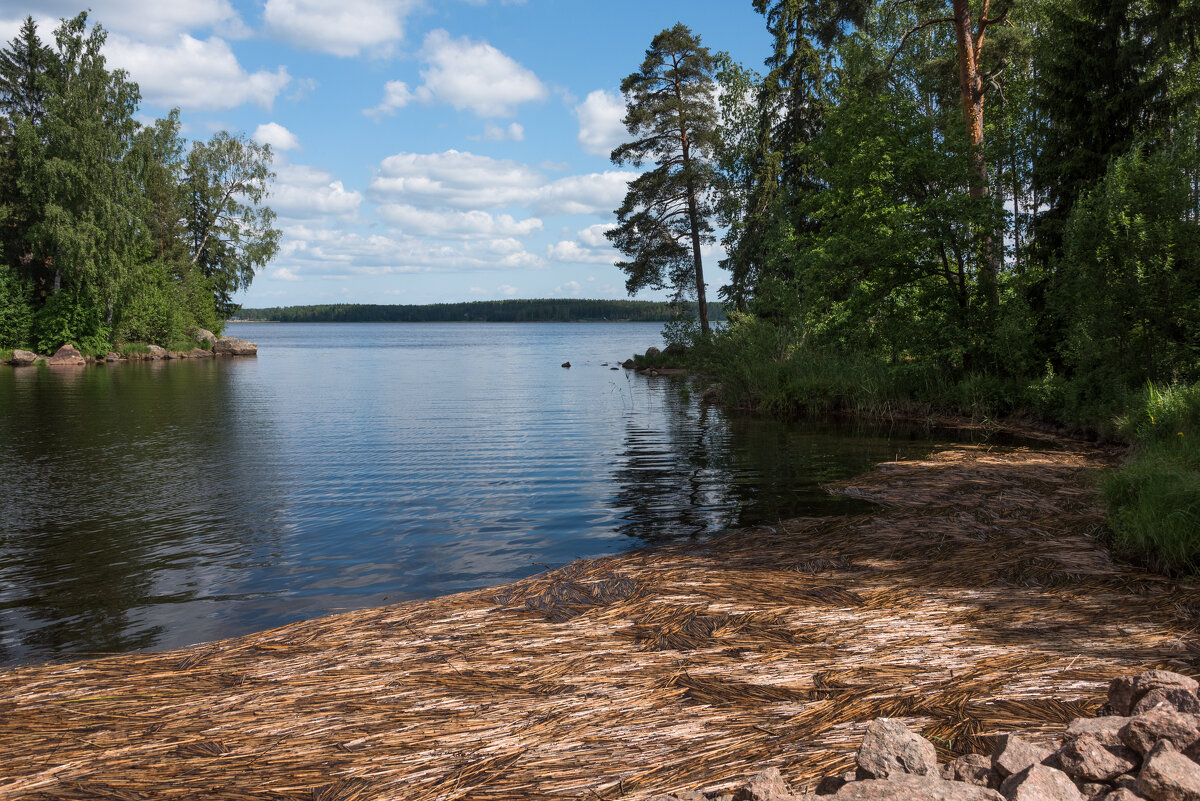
[607,23,718,334]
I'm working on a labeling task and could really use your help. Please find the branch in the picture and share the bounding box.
[886,17,956,73]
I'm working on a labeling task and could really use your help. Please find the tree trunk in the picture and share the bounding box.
[952,0,1000,307]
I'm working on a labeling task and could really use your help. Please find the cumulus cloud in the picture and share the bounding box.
[574,89,626,157]
[253,122,300,152]
[478,122,525,142]
[497,284,519,296]
[0,0,245,39]
[268,266,302,281]
[105,34,290,110]
[369,149,634,214]
[278,224,543,274]
[364,80,418,120]
[263,0,418,58]
[416,30,546,117]
[547,223,619,265]
[378,205,542,238]
[271,162,364,220]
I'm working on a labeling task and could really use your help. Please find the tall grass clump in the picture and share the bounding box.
[1104,382,1200,573]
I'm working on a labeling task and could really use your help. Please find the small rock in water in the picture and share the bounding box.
[48,344,85,366]
[561,361,571,368]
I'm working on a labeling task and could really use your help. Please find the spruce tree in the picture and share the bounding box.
[607,23,718,334]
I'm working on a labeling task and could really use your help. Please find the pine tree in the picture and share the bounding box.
[607,23,718,334]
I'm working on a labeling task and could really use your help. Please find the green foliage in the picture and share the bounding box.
[32,284,110,356]
[0,260,33,347]
[608,23,719,332]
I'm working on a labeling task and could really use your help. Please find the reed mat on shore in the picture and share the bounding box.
[2,442,1198,801]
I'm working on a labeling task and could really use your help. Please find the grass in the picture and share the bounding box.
[1103,381,1200,574]
[117,342,151,357]
[0,348,12,363]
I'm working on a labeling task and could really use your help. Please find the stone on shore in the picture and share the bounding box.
[213,337,257,356]
[10,348,38,365]
[146,344,167,359]
[999,764,1083,801]
[645,346,661,357]
[1135,690,1200,716]
[855,718,938,779]
[1056,732,1138,781]
[1120,708,1200,755]
[833,774,1003,800]
[943,753,1001,788]
[105,352,121,362]
[1110,672,1200,717]
[1067,717,1132,748]
[1136,740,1200,801]
[732,767,800,800]
[994,734,1056,778]
[189,327,217,347]
[48,344,85,366]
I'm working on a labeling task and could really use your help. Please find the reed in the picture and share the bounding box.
[0,438,1196,801]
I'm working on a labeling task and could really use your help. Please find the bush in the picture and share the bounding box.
[0,262,34,349]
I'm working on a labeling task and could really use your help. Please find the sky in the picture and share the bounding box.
[0,1,771,308]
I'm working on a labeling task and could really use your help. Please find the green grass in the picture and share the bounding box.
[1103,381,1200,574]
[0,348,12,363]
[117,342,151,357]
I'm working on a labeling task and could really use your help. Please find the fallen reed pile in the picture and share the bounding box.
[2,442,1198,801]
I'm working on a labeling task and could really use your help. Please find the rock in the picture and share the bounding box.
[1120,708,1200,755]
[623,358,635,369]
[994,734,1056,778]
[999,764,1085,801]
[212,337,257,356]
[561,361,571,368]
[816,771,860,796]
[48,344,85,366]
[644,346,661,357]
[146,344,167,359]
[647,792,706,801]
[1134,689,1200,716]
[1057,732,1139,781]
[105,352,121,362]
[187,348,213,359]
[10,348,37,365]
[855,718,938,779]
[944,753,1001,788]
[1077,782,1107,801]
[1110,672,1200,717]
[1136,740,1200,801]
[610,366,619,370]
[732,767,796,801]
[833,774,1004,800]
[1104,790,1149,801]
[1068,718,1134,748]
[189,327,217,347]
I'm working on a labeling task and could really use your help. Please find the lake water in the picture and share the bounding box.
[0,323,937,666]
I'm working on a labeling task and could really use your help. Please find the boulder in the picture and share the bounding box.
[1104,790,1149,801]
[561,361,571,368]
[817,771,859,795]
[1135,741,1200,801]
[1134,689,1200,716]
[10,349,38,365]
[1057,732,1139,781]
[943,753,1001,788]
[732,767,799,801]
[48,344,85,366]
[994,734,1056,778]
[623,358,635,369]
[644,346,661,357]
[105,352,121,362]
[999,764,1084,801]
[212,337,257,356]
[1076,783,1107,801]
[146,344,167,360]
[1110,672,1200,717]
[1068,718,1133,748]
[833,774,1004,800]
[189,327,217,348]
[1120,708,1200,755]
[855,718,938,779]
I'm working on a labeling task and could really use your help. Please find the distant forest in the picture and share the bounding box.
[236,300,727,324]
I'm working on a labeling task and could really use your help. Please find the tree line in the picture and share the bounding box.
[0,13,279,355]
[609,0,1200,425]
[238,299,727,324]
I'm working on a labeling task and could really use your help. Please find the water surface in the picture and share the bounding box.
[0,323,935,666]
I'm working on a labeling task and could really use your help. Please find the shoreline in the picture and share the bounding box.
[2,436,1196,799]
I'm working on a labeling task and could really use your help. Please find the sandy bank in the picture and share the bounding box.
[1,440,1197,800]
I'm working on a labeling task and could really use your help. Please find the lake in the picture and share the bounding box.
[0,322,937,666]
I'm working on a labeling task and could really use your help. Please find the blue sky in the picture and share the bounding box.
[0,1,770,307]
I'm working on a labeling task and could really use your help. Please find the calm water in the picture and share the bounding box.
[0,323,936,666]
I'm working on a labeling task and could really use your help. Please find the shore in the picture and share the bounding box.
[1,437,1197,800]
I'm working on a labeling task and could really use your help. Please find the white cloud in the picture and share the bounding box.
[378,205,542,238]
[364,80,418,121]
[271,162,363,220]
[553,280,582,296]
[269,266,302,281]
[369,149,634,214]
[414,29,546,117]
[263,0,418,58]
[578,223,616,247]
[478,122,525,142]
[105,34,290,110]
[497,284,519,296]
[253,122,300,152]
[575,89,626,157]
[0,1,245,39]
[547,223,618,264]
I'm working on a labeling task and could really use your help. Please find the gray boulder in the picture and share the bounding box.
[1110,672,1200,717]
[944,753,1001,788]
[213,337,257,356]
[1057,732,1139,782]
[189,327,217,347]
[48,344,85,366]
[10,349,38,365]
[999,764,1084,801]
[856,718,938,779]
[1136,740,1200,801]
[732,767,800,801]
[1120,708,1200,755]
[146,344,167,359]
[1134,689,1200,716]
[834,774,1003,800]
[994,734,1056,778]
[1067,718,1133,748]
